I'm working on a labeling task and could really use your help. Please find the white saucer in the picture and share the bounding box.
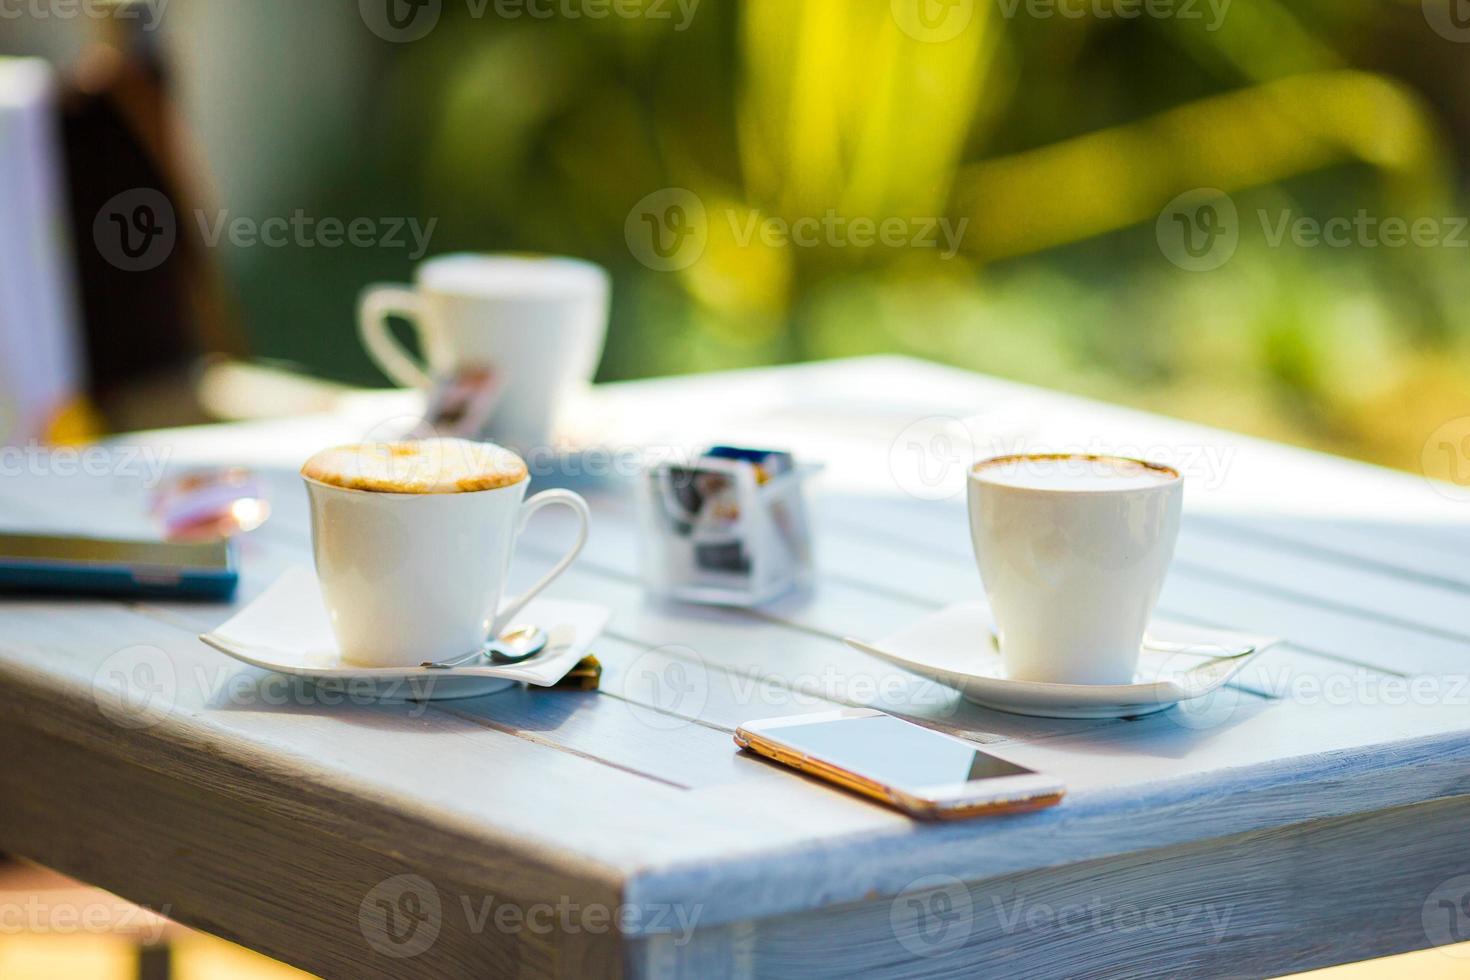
[845,601,1280,719]
[200,567,609,702]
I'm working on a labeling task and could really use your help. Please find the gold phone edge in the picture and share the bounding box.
[733,728,1064,821]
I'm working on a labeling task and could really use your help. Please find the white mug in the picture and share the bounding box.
[359,253,610,449]
[304,472,590,668]
[967,454,1183,685]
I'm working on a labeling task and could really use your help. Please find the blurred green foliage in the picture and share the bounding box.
[236,0,1470,473]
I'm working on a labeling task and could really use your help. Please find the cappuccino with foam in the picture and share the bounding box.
[972,454,1176,493]
[301,437,527,494]
[969,454,1183,685]
[300,438,587,668]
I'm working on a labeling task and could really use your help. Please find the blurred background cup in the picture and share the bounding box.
[358,253,610,451]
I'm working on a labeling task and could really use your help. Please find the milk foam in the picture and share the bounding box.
[974,456,1175,492]
[301,438,528,494]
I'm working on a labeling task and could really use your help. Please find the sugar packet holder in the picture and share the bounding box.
[636,449,819,606]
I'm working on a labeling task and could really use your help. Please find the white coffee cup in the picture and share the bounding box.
[358,253,610,449]
[967,454,1183,685]
[303,464,590,668]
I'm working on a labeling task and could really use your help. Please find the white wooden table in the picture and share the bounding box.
[2,356,1469,979]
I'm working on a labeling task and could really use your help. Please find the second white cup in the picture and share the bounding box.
[967,453,1183,685]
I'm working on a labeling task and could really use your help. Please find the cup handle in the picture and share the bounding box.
[358,284,433,389]
[492,489,591,636]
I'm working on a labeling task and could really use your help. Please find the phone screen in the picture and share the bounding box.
[760,714,1034,793]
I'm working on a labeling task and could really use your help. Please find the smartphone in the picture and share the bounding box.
[735,708,1064,820]
[0,532,238,600]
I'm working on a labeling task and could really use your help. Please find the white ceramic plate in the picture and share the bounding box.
[200,566,609,701]
[845,601,1281,719]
